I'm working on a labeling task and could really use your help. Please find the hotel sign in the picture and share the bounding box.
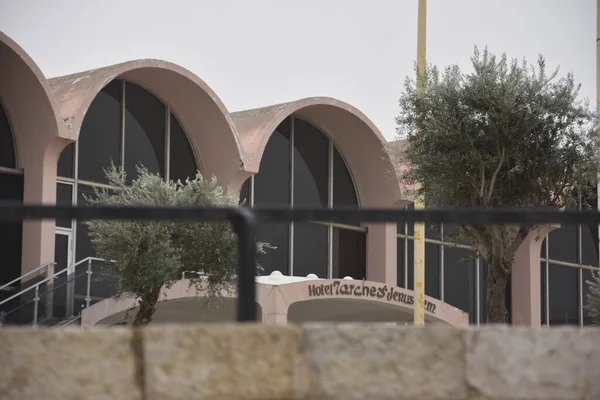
[308,281,437,313]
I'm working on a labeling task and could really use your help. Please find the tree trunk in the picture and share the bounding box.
[486,257,510,323]
[133,287,162,326]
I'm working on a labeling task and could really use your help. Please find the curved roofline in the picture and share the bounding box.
[0,31,66,165]
[48,59,246,182]
[231,97,404,206]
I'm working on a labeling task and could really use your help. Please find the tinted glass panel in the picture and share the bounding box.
[540,261,547,325]
[581,225,598,267]
[0,173,23,285]
[444,246,476,317]
[406,204,415,236]
[332,228,366,279]
[426,224,441,240]
[425,242,440,299]
[548,263,579,325]
[124,82,165,181]
[239,178,251,206]
[57,143,75,178]
[0,103,16,168]
[293,222,328,277]
[76,186,97,261]
[480,258,488,323]
[397,238,405,288]
[78,80,122,183]
[293,118,328,207]
[254,122,290,206]
[333,147,360,225]
[56,183,73,228]
[257,223,289,275]
[169,114,197,183]
[548,225,578,263]
[406,238,414,290]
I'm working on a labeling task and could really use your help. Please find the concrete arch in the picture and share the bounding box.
[0,32,66,169]
[48,59,245,185]
[231,97,404,207]
[270,279,469,326]
[0,32,70,279]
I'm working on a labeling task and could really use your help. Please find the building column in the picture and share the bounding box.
[258,285,289,325]
[365,223,397,286]
[19,139,65,280]
[511,226,556,327]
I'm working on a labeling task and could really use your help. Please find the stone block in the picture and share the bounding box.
[303,324,467,400]
[142,323,309,400]
[0,327,142,400]
[465,326,600,400]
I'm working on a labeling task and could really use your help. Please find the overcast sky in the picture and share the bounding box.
[0,0,595,140]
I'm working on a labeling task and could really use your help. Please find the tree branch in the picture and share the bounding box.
[486,147,506,204]
[462,224,491,258]
[506,226,531,257]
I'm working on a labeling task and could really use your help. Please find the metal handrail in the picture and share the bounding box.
[0,262,56,292]
[53,315,82,329]
[0,257,106,307]
[0,269,88,317]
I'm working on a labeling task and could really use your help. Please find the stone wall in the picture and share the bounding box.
[1,325,598,399]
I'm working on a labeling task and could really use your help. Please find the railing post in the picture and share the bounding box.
[32,285,40,327]
[231,208,258,322]
[85,259,92,308]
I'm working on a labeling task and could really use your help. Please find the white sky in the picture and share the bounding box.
[0,0,595,141]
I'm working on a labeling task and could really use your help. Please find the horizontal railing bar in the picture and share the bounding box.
[0,271,88,316]
[0,262,55,292]
[540,258,600,272]
[396,234,476,250]
[2,203,600,225]
[0,203,240,222]
[0,264,75,306]
[252,207,600,225]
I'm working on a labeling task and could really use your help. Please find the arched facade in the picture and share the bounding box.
[0,100,23,286]
[238,116,366,279]
[55,79,199,278]
[232,99,404,284]
[1,30,596,328]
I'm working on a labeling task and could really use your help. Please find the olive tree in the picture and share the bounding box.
[85,165,271,326]
[395,47,597,323]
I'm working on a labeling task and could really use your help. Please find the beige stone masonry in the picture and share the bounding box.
[0,325,598,400]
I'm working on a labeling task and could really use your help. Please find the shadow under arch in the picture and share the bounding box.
[49,59,245,184]
[231,97,405,207]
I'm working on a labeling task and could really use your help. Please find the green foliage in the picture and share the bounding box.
[586,270,600,325]
[396,47,597,322]
[84,164,272,325]
[397,47,597,211]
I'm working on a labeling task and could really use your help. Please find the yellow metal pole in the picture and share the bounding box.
[414,0,427,326]
[596,0,600,268]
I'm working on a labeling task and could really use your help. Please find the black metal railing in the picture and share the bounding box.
[2,202,600,322]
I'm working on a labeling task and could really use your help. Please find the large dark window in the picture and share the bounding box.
[124,82,165,180]
[540,192,599,327]
[56,79,198,266]
[0,173,23,285]
[76,80,122,184]
[332,228,366,279]
[0,101,16,169]
[0,102,23,287]
[293,222,328,277]
[444,246,477,320]
[293,119,328,207]
[241,117,363,278]
[169,114,197,183]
